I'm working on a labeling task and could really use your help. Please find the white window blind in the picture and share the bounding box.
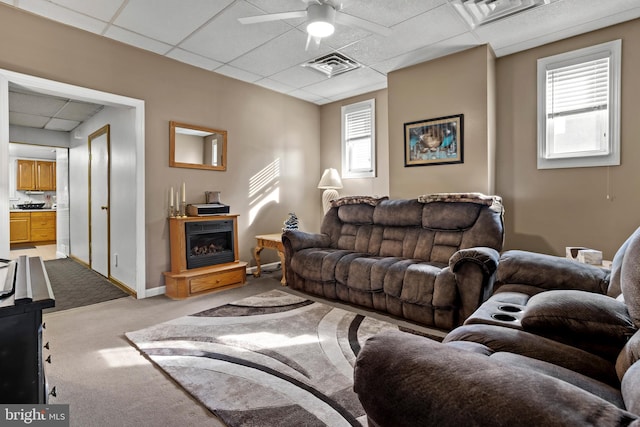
[546,58,609,119]
[537,40,621,169]
[342,99,375,178]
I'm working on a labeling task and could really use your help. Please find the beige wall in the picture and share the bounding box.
[319,90,390,198]
[0,5,323,290]
[387,45,496,198]
[496,18,640,258]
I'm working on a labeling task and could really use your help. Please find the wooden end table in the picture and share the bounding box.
[253,234,286,285]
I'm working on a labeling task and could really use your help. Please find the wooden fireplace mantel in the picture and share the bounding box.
[164,215,247,299]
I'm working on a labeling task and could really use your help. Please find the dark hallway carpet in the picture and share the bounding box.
[43,258,130,313]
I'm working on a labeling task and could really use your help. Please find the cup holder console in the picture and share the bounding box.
[491,313,518,322]
[498,304,522,313]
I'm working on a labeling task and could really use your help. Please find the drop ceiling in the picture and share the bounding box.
[2,0,640,107]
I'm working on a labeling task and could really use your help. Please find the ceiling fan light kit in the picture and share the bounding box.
[306,3,336,38]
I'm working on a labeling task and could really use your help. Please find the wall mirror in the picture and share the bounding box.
[169,121,227,171]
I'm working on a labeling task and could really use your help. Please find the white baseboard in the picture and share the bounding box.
[143,286,166,298]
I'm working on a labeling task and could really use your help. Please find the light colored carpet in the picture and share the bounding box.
[126,289,405,426]
[44,277,281,427]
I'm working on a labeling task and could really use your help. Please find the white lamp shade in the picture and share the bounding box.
[318,168,343,189]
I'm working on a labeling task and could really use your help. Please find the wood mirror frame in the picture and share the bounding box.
[169,121,227,171]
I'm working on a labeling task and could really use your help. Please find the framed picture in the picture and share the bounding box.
[404,114,464,167]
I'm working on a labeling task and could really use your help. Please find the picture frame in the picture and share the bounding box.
[404,114,464,167]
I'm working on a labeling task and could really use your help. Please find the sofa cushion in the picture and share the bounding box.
[616,330,640,381]
[620,227,640,327]
[491,352,624,407]
[290,248,359,282]
[521,290,636,359]
[622,362,640,416]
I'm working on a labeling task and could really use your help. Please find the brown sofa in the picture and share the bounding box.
[282,193,504,330]
[353,226,640,426]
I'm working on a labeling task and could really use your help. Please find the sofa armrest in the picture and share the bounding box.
[497,250,610,294]
[447,247,500,323]
[354,330,637,427]
[450,247,500,276]
[281,229,331,252]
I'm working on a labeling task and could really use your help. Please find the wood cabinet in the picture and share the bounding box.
[10,211,56,244]
[30,211,56,242]
[16,160,56,191]
[9,212,30,243]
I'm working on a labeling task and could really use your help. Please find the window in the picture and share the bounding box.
[537,40,621,169]
[342,99,375,178]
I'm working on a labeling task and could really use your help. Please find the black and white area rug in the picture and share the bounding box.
[126,289,404,426]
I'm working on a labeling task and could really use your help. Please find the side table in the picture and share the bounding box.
[253,234,286,285]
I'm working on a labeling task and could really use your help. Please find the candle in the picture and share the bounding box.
[169,187,174,207]
[182,182,186,203]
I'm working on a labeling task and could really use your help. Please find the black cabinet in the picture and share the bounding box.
[0,256,55,403]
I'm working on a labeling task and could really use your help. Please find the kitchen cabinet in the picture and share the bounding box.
[16,160,56,191]
[10,211,56,244]
[30,211,56,242]
[9,212,30,243]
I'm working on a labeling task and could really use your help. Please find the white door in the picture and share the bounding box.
[89,125,110,278]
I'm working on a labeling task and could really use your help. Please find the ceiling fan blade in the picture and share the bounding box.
[238,10,307,25]
[335,12,391,36]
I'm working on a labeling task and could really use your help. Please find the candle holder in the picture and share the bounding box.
[168,205,176,218]
[179,201,187,218]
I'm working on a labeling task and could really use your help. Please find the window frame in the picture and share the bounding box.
[341,99,376,179]
[537,39,621,169]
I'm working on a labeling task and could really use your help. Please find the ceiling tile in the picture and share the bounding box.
[287,88,332,105]
[166,48,223,71]
[45,118,80,131]
[340,4,468,67]
[340,0,447,28]
[254,77,297,94]
[104,26,172,55]
[302,67,386,99]
[50,0,124,22]
[18,0,108,34]
[214,65,262,83]
[474,0,640,56]
[9,92,67,116]
[230,29,333,77]
[180,1,293,64]
[371,32,481,74]
[9,112,49,128]
[56,101,103,122]
[269,64,328,88]
[114,0,234,45]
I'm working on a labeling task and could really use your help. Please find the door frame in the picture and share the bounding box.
[0,69,147,298]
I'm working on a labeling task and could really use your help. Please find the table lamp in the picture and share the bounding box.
[318,168,343,213]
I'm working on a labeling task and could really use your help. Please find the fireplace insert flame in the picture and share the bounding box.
[185,220,234,269]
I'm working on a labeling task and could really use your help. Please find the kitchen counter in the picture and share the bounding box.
[10,209,56,212]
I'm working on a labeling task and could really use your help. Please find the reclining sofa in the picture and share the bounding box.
[353,226,640,426]
[282,193,504,330]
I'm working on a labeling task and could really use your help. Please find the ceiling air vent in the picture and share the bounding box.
[302,52,361,78]
[451,0,557,28]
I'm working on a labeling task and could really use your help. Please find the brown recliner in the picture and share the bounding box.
[353,227,640,426]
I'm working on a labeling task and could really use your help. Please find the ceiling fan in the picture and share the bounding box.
[238,0,392,49]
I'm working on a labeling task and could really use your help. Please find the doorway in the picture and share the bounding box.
[0,68,147,298]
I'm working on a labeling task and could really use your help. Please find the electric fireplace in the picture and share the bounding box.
[185,220,234,269]
[164,215,247,299]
